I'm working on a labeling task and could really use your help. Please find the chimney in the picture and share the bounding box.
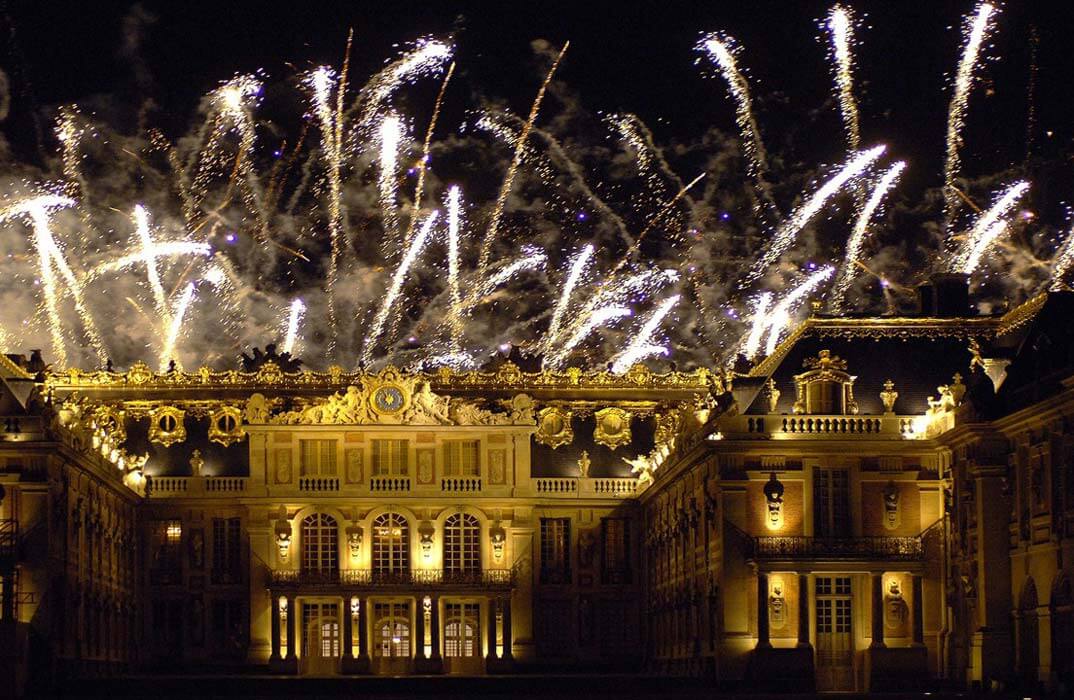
[919,273,970,317]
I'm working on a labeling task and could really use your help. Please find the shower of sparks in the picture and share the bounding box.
[468,247,548,303]
[159,282,196,372]
[699,34,773,204]
[825,5,860,153]
[306,66,345,356]
[0,194,105,366]
[943,2,998,233]
[742,292,773,360]
[351,38,453,139]
[55,106,92,211]
[212,74,268,238]
[132,205,168,320]
[544,242,594,354]
[546,305,632,370]
[446,185,464,352]
[361,211,439,367]
[762,265,835,356]
[282,298,306,355]
[951,180,1030,273]
[610,294,680,374]
[744,145,886,287]
[478,41,569,277]
[377,113,404,257]
[830,161,906,311]
[1051,225,1074,289]
[402,61,455,250]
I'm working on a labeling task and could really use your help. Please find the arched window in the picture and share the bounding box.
[372,512,409,579]
[443,513,481,577]
[1018,577,1039,681]
[302,513,339,579]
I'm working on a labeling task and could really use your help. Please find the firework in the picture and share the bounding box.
[468,247,549,303]
[361,211,439,367]
[610,295,680,374]
[306,66,345,356]
[1051,224,1074,289]
[446,185,464,352]
[545,305,632,370]
[377,114,404,256]
[544,243,594,353]
[951,180,1030,273]
[825,5,860,153]
[943,2,998,233]
[350,38,452,139]
[699,33,775,213]
[743,145,886,287]
[830,161,906,311]
[282,299,306,355]
[762,265,835,356]
[742,292,773,359]
[403,62,455,250]
[479,41,569,276]
[159,282,196,372]
[0,195,105,365]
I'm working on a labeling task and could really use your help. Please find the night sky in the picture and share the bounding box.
[4,0,1073,201]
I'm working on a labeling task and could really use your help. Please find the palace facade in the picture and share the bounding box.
[1,277,1072,694]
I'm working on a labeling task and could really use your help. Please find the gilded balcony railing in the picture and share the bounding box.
[268,567,516,589]
[745,534,923,561]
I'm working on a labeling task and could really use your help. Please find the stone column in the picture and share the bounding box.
[969,457,1013,685]
[912,574,925,647]
[486,598,499,660]
[415,596,427,660]
[429,595,441,661]
[342,598,353,659]
[756,571,771,649]
[285,595,296,659]
[797,574,811,648]
[270,594,281,661]
[502,595,514,661]
[870,573,885,649]
[357,597,370,665]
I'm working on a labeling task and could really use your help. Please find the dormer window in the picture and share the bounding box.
[792,350,858,415]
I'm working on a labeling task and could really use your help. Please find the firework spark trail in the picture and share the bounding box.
[830,161,906,311]
[762,265,835,356]
[610,294,680,374]
[132,205,168,323]
[1051,224,1074,289]
[826,5,860,153]
[402,62,455,252]
[699,34,777,215]
[214,75,270,239]
[545,305,631,369]
[742,292,773,359]
[377,114,404,256]
[306,66,345,357]
[943,2,998,234]
[609,173,706,279]
[478,41,569,277]
[282,299,306,355]
[90,241,213,280]
[951,180,1030,273]
[446,186,464,352]
[544,242,594,354]
[55,107,94,218]
[742,144,886,288]
[361,211,440,367]
[0,195,106,365]
[159,282,196,372]
[349,39,453,141]
[961,220,1008,275]
[468,247,548,302]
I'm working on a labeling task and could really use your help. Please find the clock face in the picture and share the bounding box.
[373,385,405,413]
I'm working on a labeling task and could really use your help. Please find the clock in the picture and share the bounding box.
[372,385,405,414]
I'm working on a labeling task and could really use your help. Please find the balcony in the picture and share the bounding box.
[532,477,638,498]
[268,567,516,590]
[441,476,481,493]
[745,535,923,562]
[0,519,16,566]
[717,413,923,440]
[298,476,340,492]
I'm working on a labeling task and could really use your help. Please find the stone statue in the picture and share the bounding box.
[505,393,536,425]
[245,393,269,424]
[189,449,204,477]
[578,450,591,479]
[769,579,786,629]
[406,382,452,425]
[882,480,900,530]
[765,378,781,414]
[623,455,653,485]
[880,379,898,414]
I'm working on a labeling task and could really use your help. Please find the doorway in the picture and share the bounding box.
[444,602,482,674]
[301,601,340,676]
[373,601,412,675]
[815,576,854,691]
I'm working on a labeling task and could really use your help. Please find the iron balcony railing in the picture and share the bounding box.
[745,534,923,561]
[0,519,16,566]
[268,567,517,589]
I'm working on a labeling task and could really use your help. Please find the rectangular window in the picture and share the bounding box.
[540,518,571,584]
[373,439,409,476]
[443,440,480,477]
[150,520,182,584]
[211,599,244,656]
[814,468,850,538]
[212,517,242,583]
[601,518,631,584]
[299,439,338,476]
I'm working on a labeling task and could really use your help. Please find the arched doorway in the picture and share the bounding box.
[1018,578,1039,684]
[444,601,482,674]
[1052,575,1072,687]
[300,600,340,676]
[373,601,411,675]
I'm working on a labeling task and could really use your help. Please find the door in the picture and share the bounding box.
[814,468,850,539]
[444,602,482,674]
[373,601,411,675]
[301,602,340,675]
[815,576,854,691]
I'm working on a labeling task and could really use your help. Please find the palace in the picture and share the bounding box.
[1,276,1072,694]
